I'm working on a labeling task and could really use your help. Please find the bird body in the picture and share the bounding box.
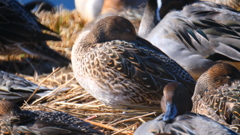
[72,16,195,110]
[193,63,240,128]
[139,0,240,80]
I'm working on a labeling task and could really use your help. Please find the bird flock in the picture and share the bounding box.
[0,0,239,134]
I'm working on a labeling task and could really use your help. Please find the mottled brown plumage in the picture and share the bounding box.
[193,63,240,131]
[72,16,195,110]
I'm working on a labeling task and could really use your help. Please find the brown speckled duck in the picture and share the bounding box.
[134,82,238,135]
[0,100,103,135]
[0,0,70,66]
[71,15,195,110]
[193,63,240,131]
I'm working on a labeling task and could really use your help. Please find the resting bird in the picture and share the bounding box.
[138,0,240,80]
[0,0,70,66]
[0,70,51,105]
[0,100,103,135]
[193,63,240,130]
[71,15,195,110]
[134,82,238,135]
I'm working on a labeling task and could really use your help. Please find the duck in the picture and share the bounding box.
[0,0,70,66]
[75,0,147,23]
[0,70,51,105]
[134,81,238,135]
[0,100,103,135]
[138,0,240,80]
[71,15,195,110]
[192,63,240,130]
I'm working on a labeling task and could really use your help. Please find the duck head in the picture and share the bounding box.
[84,16,137,44]
[161,82,192,122]
[207,63,240,90]
[194,63,240,100]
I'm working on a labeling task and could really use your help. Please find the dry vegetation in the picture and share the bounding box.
[4,9,157,135]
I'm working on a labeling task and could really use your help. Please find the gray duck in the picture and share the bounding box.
[138,0,240,80]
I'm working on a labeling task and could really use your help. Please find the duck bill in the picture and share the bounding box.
[163,102,178,122]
